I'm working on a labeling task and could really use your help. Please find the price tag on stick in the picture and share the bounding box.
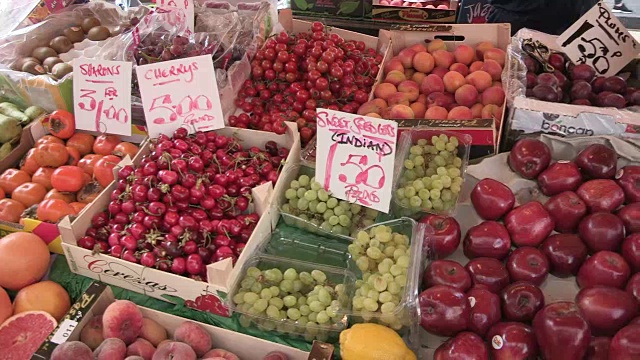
[73,59,133,136]
[557,1,640,77]
[137,55,225,138]
[315,109,398,213]
[156,0,194,33]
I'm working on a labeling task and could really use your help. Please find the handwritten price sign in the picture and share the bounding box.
[156,0,194,33]
[137,55,224,138]
[557,1,639,77]
[315,109,398,213]
[73,59,133,136]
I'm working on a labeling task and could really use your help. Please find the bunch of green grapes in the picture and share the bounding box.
[347,225,411,330]
[233,266,348,341]
[281,174,379,236]
[395,134,465,214]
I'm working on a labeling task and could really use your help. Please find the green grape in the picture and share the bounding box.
[441,189,453,202]
[246,267,262,278]
[308,200,319,213]
[404,159,414,169]
[381,302,396,314]
[253,298,269,312]
[432,198,444,211]
[425,167,436,177]
[410,145,423,155]
[423,199,433,209]
[326,198,338,209]
[316,202,327,213]
[390,264,403,276]
[328,215,339,226]
[317,189,329,202]
[417,139,428,146]
[445,142,456,152]
[290,180,300,190]
[363,298,379,312]
[266,305,280,319]
[395,274,407,286]
[269,297,284,309]
[387,281,402,295]
[281,204,291,213]
[309,301,325,313]
[279,279,293,293]
[353,296,365,310]
[307,294,319,304]
[351,203,362,214]
[288,199,298,208]
[297,198,309,211]
[311,270,327,283]
[318,289,332,305]
[438,134,449,143]
[409,196,422,208]
[404,186,416,198]
[260,288,273,300]
[333,206,345,216]
[283,268,298,281]
[443,200,455,211]
[311,182,322,191]
[373,276,387,292]
[369,239,381,248]
[366,247,382,260]
[396,188,406,199]
[436,167,448,176]
[250,283,263,294]
[412,179,425,191]
[297,296,307,307]
[379,291,393,303]
[240,277,256,289]
[450,183,461,194]
[287,308,301,320]
[430,189,441,200]
[414,166,425,177]
[348,243,363,255]
[296,187,307,198]
[338,215,351,227]
[431,179,444,190]
[244,292,260,305]
[233,292,245,304]
[285,188,297,200]
[435,141,446,151]
[304,190,318,201]
[414,155,425,166]
[377,260,391,274]
[300,304,311,316]
[441,175,452,188]
[316,310,329,324]
[320,222,332,232]
[453,157,463,167]
[434,155,446,167]
[422,177,433,189]
[404,170,416,181]
[322,210,334,221]
[397,255,410,268]
[299,271,313,285]
[356,256,369,271]
[283,295,297,307]
[418,189,431,200]
[298,175,310,186]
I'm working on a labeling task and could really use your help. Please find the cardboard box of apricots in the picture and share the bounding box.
[32,281,310,359]
[58,123,301,316]
[0,118,148,254]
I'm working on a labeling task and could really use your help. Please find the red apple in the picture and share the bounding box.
[577,251,631,289]
[505,201,554,247]
[575,143,617,179]
[540,234,588,277]
[419,285,470,336]
[537,161,583,196]
[609,324,640,359]
[434,331,489,360]
[626,273,640,304]
[621,234,640,273]
[576,286,638,336]
[501,281,545,322]
[577,179,625,213]
[586,337,611,360]
[486,322,538,360]
[533,302,591,360]
[420,214,462,259]
[506,247,550,285]
[617,203,640,234]
[465,257,510,294]
[423,259,472,292]
[578,212,626,253]
[466,286,501,337]
[463,221,512,260]
[508,138,551,179]
[616,165,640,203]
[545,191,588,233]
[470,178,515,220]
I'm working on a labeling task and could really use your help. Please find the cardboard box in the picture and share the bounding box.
[0,119,147,254]
[373,0,458,23]
[58,123,301,316]
[32,281,310,360]
[291,0,373,19]
[376,23,511,155]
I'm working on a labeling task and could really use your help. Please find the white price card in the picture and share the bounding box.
[73,59,133,136]
[50,319,78,345]
[137,55,225,138]
[315,109,398,213]
[156,0,194,33]
[557,1,640,77]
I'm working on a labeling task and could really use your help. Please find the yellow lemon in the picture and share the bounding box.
[340,323,417,360]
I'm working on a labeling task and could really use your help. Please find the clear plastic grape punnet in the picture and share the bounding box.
[391,128,472,219]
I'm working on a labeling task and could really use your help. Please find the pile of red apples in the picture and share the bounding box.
[357,39,506,121]
[418,138,640,359]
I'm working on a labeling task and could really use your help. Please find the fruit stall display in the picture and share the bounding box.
[418,135,640,359]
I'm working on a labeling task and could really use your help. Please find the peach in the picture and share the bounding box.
[358,100,386,115]
[409,43,427,53]
[454,84,479,107]
[152,342,196,360]
[140,318,167,347]
[379,0,389,3]
[453,45,475,65]
[425,106,449,119]
[431,66,449,79]
[447,106,473,120]
[481,86,506,106]
[51,341,93,360]
[465,70,493,92]
[397,80,420,101]
[413,52,435,73]
[384,70,406,86]
[482,59,503,81]
[202,349,240,360]
[412,71,427,85]
[433,50,454,69]
[173,321,212,357]
[390,0,402,5]
[80,315,104,350]
[469,61,484,73]
[417,94,428,104]
[384,58,404,74]
[437,4,449,9]
[483,48,506,67]
[443,71,466,93]
[426,92,454,108]
[427,39,447,53]
[449,63,469,76]
[372,98,388,109]
[425,4,435,8]
[103,300,143,345]
[398,48,417,68]
[481,104,502,119]
[475,41,495,59]
[470,103,484,118]
[420,74,445,95]
[366,113,382,118]
[156,340,172,349]
[388,92,410,106]
[410,102,427,118]
[94,338,127,360]
[374,83,397,100]
[404,68,415,79]
[389,104,415,119]
[127,338,155,360]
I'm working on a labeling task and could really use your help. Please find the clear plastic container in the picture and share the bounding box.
[391,128,472,219]
[228,254,357,342]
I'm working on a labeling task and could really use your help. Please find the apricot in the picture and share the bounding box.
[470,103,484,118]
[466,70,493,92]
[397,80,420,101]
[483,48,506,67]
[481,86,506,106]
[443,71,466,93]
[481,104,502,119]
[410,102,427,118]
[374,83,397,101]
[426,92,454,109]
[398,48,417,68]
[469,61,484,73]
[431,66,449,79]
[357,100,387,115]
[140,318,167,347]
[385,70,406,86]
[475,41,495,59]
[425,106,449,120]
[404,68,415,79]
[389,104,415,119]
[412,71,427,85]
[416,94,428,104]
[365,113,382,118]
[420,74,445,95]
[409,43,427,53]
[433,50,454,69]
[447,106,473,120]
[454,84,479,107]
[454,44,475,65]
[449,63,469,76]
[413,52,435,73]
[427,39,447,53]
[388,92,410,106]
[482,59,503,81]
[384,58,404,74]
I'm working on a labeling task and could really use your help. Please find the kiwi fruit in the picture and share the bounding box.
[63,27,85,43]
[12,57,39,71]
[22,61,46,75]
[31,47,57,62]
[43,57,63,72]
[51,63,73,79]
[49,36,73,54]
[81,17,101,33]
[87,26,111,41]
